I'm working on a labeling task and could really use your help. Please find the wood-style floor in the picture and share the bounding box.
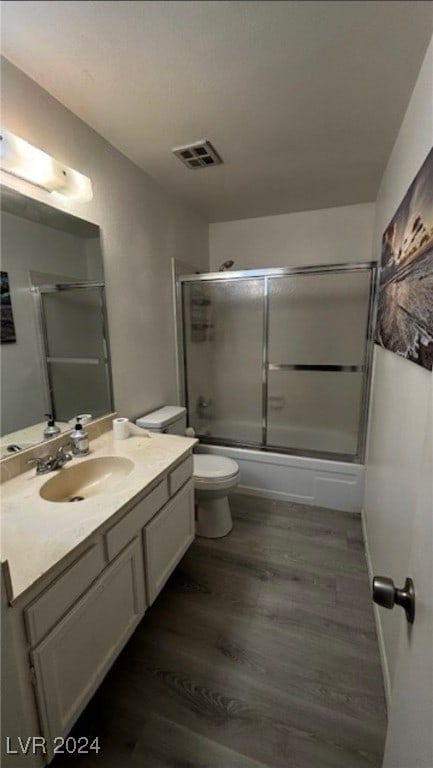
[52,493,387,768]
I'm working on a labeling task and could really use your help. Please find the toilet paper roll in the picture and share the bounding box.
[112,417,130,440]
[185,426,196,437]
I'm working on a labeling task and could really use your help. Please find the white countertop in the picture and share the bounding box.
[1,430,196,600]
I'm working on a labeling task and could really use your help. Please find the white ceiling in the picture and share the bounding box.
[1,1,432,222]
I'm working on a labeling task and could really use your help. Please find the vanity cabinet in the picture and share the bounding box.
[144,478,194,604]
[31,537,145,758]
[1,446,195,767]
[104,457,194,605]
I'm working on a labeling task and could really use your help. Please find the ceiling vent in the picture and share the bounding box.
[173,140,222,169]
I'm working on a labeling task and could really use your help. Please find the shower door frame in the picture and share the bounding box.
[176,262,378,464]
[32,281,114,422]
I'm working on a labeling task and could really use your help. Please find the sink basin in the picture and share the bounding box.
[39,457,134,503]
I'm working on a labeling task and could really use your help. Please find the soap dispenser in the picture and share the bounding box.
[70,416,90,456]
[44,413,60,439]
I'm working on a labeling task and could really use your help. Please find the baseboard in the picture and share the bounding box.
[361,507,391,711]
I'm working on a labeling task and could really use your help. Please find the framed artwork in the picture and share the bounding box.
[375,148,433,371]
[0,271,17,343]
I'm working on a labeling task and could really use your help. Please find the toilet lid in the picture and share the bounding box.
[193,454,239,480]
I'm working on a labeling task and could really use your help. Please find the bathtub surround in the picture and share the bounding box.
[178,263,376,501]
[1,57,209,421]
[363,35,433,767]
[196,444,364,514]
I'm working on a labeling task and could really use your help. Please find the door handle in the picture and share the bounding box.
[372,576,415,624]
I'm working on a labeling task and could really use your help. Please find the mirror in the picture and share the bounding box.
[0,186,113,458]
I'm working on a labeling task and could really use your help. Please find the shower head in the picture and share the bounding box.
[218,260,235,271]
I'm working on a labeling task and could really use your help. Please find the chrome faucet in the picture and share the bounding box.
[28,445,73,475]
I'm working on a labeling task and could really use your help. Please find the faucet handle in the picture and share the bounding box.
[56,444,72,462]
[56,443,72,454]
[27,456,53,474]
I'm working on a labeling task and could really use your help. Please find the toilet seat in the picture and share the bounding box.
[193,454,239,481]
[193,455,240,493]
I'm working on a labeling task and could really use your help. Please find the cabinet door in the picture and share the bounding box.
[144,479,195,605]
[31,537,145,756]
[25,541,106,646]
[105,478,168,561]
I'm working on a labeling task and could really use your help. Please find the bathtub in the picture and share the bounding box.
[194,420,364,513]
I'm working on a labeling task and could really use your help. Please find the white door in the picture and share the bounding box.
[382,399,433,768]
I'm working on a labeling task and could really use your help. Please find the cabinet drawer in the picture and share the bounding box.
[144,478,195,605]
[169,454,193,496]
[24,540,106,646]
[31,537,145,754]
[105,478,168,560]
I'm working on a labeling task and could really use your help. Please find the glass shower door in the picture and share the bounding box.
[38,285,112,422]
[182,278,264,445]
[266,269,372,457]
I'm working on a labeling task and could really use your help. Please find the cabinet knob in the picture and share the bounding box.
[372,576,415,624]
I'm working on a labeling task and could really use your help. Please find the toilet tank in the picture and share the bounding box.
[136,406,187,435]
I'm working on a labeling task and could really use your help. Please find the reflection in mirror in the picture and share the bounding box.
[0,186,113,458]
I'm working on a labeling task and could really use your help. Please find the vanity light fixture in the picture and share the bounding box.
[0,128,93,202]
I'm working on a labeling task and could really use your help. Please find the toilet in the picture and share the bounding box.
[193,453,240,538]
[136,406,240,538]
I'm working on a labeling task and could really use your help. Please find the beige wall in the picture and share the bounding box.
[1,57,209,421]
[209,202,374,271]
[364,37,433,703]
